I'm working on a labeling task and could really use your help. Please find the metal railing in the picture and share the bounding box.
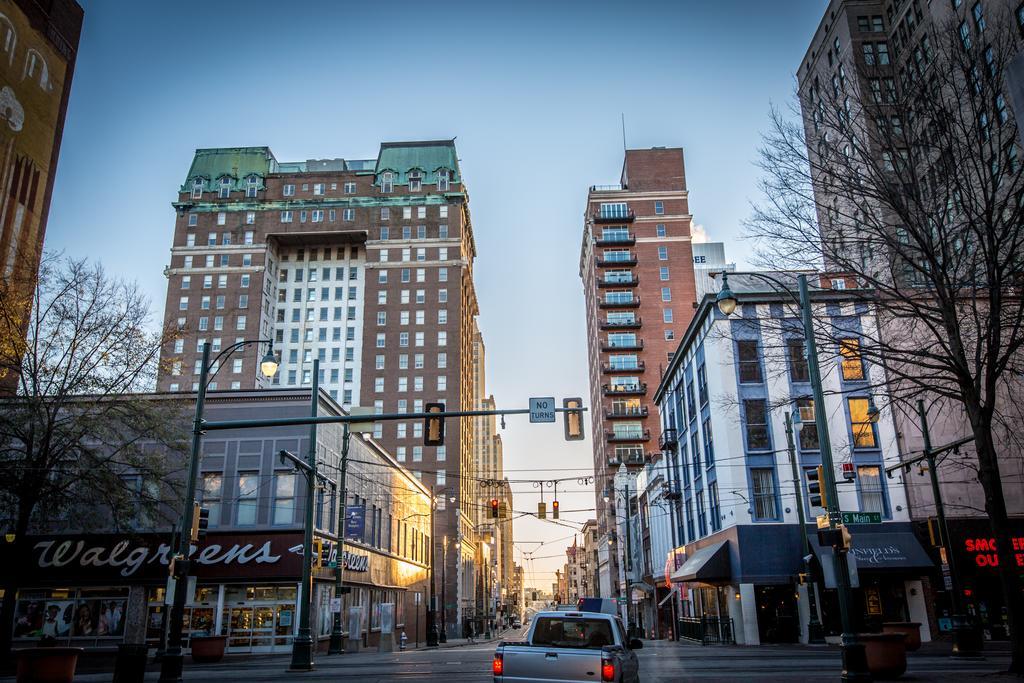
[678,616,735,645]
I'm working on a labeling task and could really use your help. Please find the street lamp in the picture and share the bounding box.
[159,339,276,683]
[715,271,870,682]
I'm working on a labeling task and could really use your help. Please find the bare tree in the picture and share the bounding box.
[0,255,188,655]
[747,11,1024,673]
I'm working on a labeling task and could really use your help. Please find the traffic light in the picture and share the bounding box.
[190,503,210,543]
[927,517,941,547]
[537,502,547,520]
[838,524,852,552]
[490,498,500,519]
[312,539,323,568]
[552,500,560,520]
[806,465,828,509]
[425,402,445,446]
[563,398,584,441]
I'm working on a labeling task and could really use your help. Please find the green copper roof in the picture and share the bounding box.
[375,140,459,185]
[182,147,276,191]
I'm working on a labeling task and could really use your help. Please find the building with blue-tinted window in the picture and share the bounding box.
[653,275,934,645]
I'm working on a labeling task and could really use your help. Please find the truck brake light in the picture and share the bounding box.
[493,652,504,675]
[601,656,615,681]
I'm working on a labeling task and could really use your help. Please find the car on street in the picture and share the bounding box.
[492,610,641,683]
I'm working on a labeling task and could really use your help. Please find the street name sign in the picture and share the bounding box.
[841,512,882,525]
[529,397,556,423]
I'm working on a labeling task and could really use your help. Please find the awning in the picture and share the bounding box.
[809,530,934,588]
[658,585,679,607]
[630,581,655,594]
[670,541,731,583]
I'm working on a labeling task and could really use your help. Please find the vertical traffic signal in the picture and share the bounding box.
[190,503,210,543]
[490,499,500,519]
[552,500,560,520]
[425,402,445,446]
[537,502,547,520]
[806,464,828,509]
[563,398,584,441]
[312,539,323,568]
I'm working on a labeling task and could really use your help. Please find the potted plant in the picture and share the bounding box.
[14,640,84,683]
[189,630,228,664]
[859,631,908,679]
[881,622,922,651]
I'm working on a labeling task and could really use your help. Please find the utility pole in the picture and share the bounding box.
[622,480,634,636]
[289,359,319,671]
[427,486,439,646]
[785,412,825,644]
[328,424,351,655]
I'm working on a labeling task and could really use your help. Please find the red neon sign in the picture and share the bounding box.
[963,537,1024,568]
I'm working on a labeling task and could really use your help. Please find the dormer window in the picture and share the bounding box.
[219,177,231,199]
[191,178,204,199]
[381,172,394,193]
[408,170,422,192]
[438,169,450,192]
[246,176,259,198]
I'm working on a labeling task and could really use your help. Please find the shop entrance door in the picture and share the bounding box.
[221,586,297,653]
[755,585,799,643]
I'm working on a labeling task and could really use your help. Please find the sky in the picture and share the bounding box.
[46,0,828,589]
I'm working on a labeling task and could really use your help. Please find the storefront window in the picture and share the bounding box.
[14,587,129,646]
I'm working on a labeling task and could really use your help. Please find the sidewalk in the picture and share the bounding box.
[410,626,515,650]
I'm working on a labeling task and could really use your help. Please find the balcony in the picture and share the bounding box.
[601,361,646,374]
[593,209,636,223]
[596,254,638,268]
[601,339,643,352]
[602,383,647,396]
[600,318,641,331]
[659,428,679,451]
[606,430,651,443]
[597,276,638,288]
[604,406,649,419]
[590,184,625,192]
[595,232,636,247]
[599,298,640,310]
[607,454,648,467]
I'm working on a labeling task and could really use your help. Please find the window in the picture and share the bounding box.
[744,399,770,450]
[840,339,865,380]
[659,267,669,281]
[656,224,666,237]
[281,210,293,223]
[201,473,223,527]
[736,340,762,383]
[661,287,671,302]
[702,416,714,465]
[796,399,819,450]
[973,2,985,32]
[751,468,778,520]
[858,465,886,515]
[658,246,668,260]
[271,473,296,525]
[438,169,450,191]
[697,363,708,406]
[654,200,664,215]
[662,309,673,323]
[381,172,394,193]
[409,170,422,192]
[246,176,259,197]
[788,339,809,382]
[438,331,447,346]
[849,398,877,448]
[191,178,204,199]
[376,333,386,348]
[283,184,295,197]
[237,473,259,525]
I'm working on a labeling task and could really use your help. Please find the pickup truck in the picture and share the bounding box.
[493,610,641,683]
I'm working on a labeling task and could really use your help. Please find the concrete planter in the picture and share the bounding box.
[860,632,907,679]
[882,622,922,651]
[189,635,227,663]
[14,647,83,683]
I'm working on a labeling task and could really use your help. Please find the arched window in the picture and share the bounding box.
[246,175,259,198]
[381,171,393,193]
[24,50,51,92]
[0,14,16,63]
[219,177,231,199]
[191,178,204,199]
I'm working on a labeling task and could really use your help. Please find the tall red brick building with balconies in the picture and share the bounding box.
[579,147,698,600]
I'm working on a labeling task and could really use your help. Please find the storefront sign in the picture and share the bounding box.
[963,536,1024,569]
[850,544,908,566]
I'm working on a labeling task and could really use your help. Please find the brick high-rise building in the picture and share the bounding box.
[579,147,698,602]
[157,140,481,638]
[0,0,83,389]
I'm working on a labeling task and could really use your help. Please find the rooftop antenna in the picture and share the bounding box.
[621,113,627,153]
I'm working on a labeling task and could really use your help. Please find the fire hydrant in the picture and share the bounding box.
[400,631,408,650]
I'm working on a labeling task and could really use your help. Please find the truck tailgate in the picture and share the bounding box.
[501,645,603,682]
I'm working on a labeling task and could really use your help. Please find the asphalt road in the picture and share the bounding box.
[7,632,1014,682]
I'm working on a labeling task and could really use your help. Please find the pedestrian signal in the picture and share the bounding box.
[425,402,445,446]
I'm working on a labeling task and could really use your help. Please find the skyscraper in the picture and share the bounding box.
[157,139,481,638]
[579,147,698,602]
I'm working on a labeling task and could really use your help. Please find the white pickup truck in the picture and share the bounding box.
[492,610,641,683]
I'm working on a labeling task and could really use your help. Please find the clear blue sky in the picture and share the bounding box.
[46,0,827,586]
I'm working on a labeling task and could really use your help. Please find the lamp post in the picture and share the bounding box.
[328,423,351,655]
[427,487,440,646]
[785,411,825,644]
[159,339,277,683]
[716,272,870,681]
[441,534,448,642]
[289,358,320,671]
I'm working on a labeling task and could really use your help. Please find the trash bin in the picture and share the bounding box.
[113,643,149,683]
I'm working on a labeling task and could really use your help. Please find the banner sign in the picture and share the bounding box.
[345,506,366,541]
